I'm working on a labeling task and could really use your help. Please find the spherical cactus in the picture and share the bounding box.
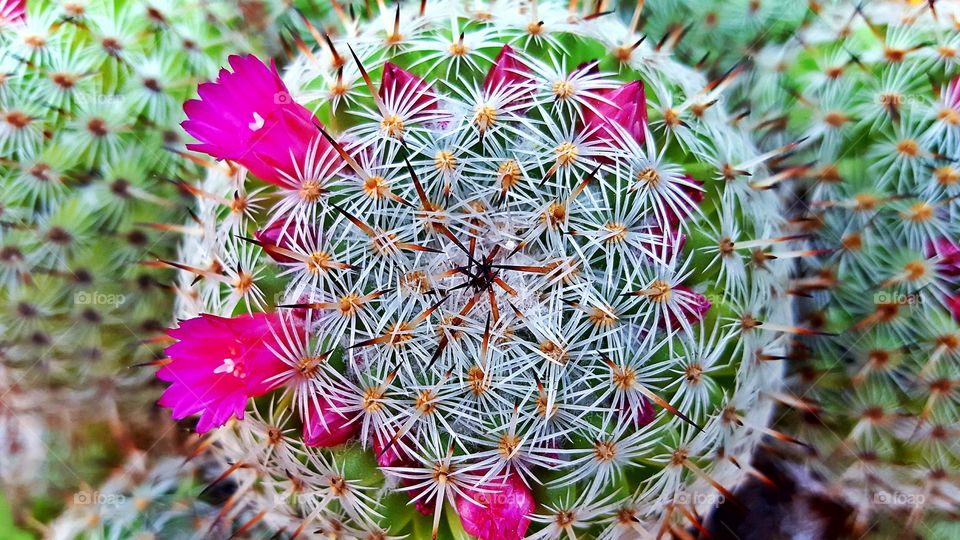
[0,0,261,522]
[161,1,802,537]
[749,1,960,535]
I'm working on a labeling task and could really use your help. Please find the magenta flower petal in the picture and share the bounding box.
[302,398,359,447]
[181,54,325,186]
[1,0,26,25]
[255,218,298,264]
[455,471,535,540]
[157,312,287,433]
[677,285,712,323]
[927,237,960,277]
[948,295,960,322]
[583,80,648,146]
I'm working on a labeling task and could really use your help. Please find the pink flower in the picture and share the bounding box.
[583,80,647,146]
[638,227,686,261]
[455,471,536,540]
[303,397,359,447]
[1,0,26,25]
[483,45,534,107]
[380,62,436,118]
[157,313,287,433]
[927,238,960,278]
[372,432,413,468]
[182,55,326,186]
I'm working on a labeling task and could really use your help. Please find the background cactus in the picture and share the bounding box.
[737,1,960,536]
[47,449,249,540]
[162,0,805,537]
[0,0,262,526]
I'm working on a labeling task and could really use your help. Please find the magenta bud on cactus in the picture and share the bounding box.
[484,45,533,103]
[928,238,960,278]
[455,471,536,540]
[583,80,648,146]
[255,219,299,264]
[157,313,288,433]
[1,0,25,25]
[380,62,437,117]
[302,398,359,447]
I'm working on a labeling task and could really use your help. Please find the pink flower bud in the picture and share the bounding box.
[483,45,534,106]
[255,219,298,264]
[637,227,686,261]
[157,313,288,433]
[455,471,536,540]
[664,175,705,226]
[678,285,712,323]
[927,238,960,278]
[380,62,437,118]
[583,80,647,146]
[372,432,414,468]
[303,398,358,447]
[2,0,26,25]
[620,395,655,428]
[948,295,960,323]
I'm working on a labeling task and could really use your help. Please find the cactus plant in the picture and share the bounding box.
[0,0,262,525]
[159,1,808,538]
[745,1,960,535]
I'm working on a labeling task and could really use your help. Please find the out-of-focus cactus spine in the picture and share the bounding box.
[751,1,960,535]
[0,0,259,525]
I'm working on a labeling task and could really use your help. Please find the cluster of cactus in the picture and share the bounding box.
[157,0,807,537]
[739,1,960,535]
[0,0,263,523]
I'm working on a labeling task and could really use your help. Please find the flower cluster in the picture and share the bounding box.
[163,0,799,537]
